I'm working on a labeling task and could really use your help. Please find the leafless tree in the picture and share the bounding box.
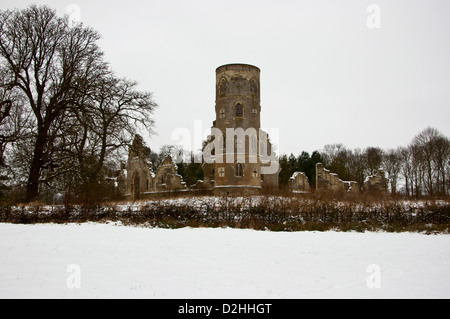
[346,148,366,189]
[410,127,449,196]
[0,5,157,202]
[364,146,384,176]
[382,148,402,195]
[0,5,107,201]
[399,146,413,196]
[0,67,32,168]
[63,75,157,201]
[432,134,449,195]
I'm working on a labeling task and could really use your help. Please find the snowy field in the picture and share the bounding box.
[0,222,449,299]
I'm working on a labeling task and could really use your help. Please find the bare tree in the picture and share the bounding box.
[382,148,402,195]
[63,75,157,201]
[433,135,449,195]
[410,127,449,196]
[322,143,352,181]
[346,148,366,189]
[399,146,413,196]
[0,5,112,201]
[0,67,32,168]
[365,146,384,176]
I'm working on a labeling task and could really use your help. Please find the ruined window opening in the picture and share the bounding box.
[218,167,225,177]
[235,103,243,117]
[235,163,243,177]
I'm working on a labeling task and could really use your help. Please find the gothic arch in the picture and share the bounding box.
[235,162,244,177]
[234,101,244,117]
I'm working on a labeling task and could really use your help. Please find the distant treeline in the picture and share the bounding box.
[278,127,450,197]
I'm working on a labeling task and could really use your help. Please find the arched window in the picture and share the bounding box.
[235,103,243,117]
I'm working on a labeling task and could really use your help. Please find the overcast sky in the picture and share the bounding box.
[2,0,449,156]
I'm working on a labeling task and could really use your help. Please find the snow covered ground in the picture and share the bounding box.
[0,222,449,299]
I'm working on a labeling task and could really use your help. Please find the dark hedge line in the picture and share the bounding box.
[0,197,449,233]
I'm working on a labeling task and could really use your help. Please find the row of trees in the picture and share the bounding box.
[0,5,157,204]
[279,127,450,197]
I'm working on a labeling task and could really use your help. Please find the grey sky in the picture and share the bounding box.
[2,0,449,156]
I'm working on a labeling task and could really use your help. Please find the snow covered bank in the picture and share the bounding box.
[0,223,449,299]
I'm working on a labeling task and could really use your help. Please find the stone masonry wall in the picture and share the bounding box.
[364,169,388,193]
[289,172,311,193]
[315,163,359,194]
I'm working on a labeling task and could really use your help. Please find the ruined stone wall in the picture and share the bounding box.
[315,163,359,194]
[151,156,186,193]
[364,169,388,193]
[124,135,154,199]
[344,181,359,194]
[316,163,346,192]
[289,172,311,193]
[122,136,188,200]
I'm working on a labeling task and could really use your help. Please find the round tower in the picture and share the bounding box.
[212,64,262,195]
[215,64,261,131]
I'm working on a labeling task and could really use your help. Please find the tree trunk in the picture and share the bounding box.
[25,128,48,202]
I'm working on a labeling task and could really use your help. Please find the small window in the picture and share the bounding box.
[252,170,258,178]
[235,103,243,117]
[219,109,225,118]
[218,167,225,177]
[252,108,258,114]
[235,163,243,177]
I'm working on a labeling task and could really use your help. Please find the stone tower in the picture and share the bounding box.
[203,63,279,195]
